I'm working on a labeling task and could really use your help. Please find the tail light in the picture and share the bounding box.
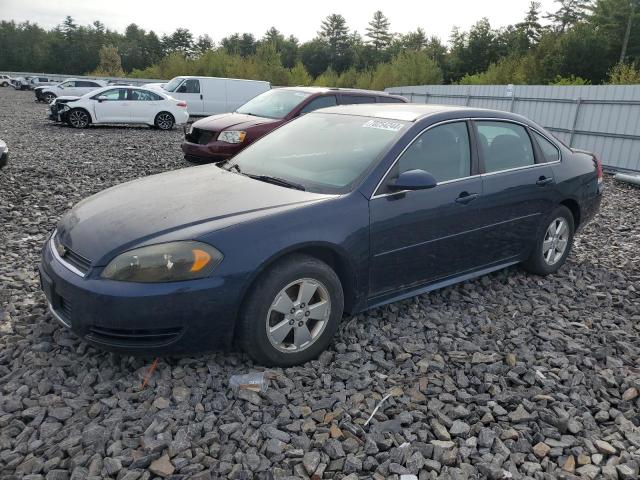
[176,101,187,108]
[593,155,603,184]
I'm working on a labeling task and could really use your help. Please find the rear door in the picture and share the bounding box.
[369,121,485,299]
[473,120,557,264]
[174,78,204,114]
[92,88,130,123]
[128,89,162,122]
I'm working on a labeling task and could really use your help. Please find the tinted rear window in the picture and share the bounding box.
[377,96,406,103]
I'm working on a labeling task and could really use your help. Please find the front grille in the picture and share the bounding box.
[63,248,92,274]
[186,127,216,145]
[52,234,92,275]
[87,326,183,348]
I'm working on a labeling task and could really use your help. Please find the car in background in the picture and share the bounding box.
[29,76,58,89]
[11,76,31,90]
[0,140,7,169]
[48,85,189,130]
[39,104,602,365]
[1,75,13,87]
[182,87,407,163]
[144,76,270,116]
[39,78,107,103]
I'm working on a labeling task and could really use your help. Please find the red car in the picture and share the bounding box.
[181,87,407,163]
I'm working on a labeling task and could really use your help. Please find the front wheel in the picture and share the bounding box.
[67,109,90,129]
[238,254,344,366]
[154,112,175,130]
[44,92,56,103]
[522,205,575,275]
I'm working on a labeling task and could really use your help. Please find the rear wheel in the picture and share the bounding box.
[68,109,90,129]
[238,254,344,366]
[522,205,574,275]
[154,112,174,130]
[44,92,56,103]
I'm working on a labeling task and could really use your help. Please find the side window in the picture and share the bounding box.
[397,122,471,183]
[300,95,337,114]
[476,121,534,173]
[95,89,126,101]
[377,96,405,103]
[532,131,560,163]
[178,79,200,94]
[130,89,161,101]
[341,95,376,105]
[61,81,75,88]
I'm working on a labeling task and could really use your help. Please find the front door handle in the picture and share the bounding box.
[536,176,554,186]
[455,192,479,204]
[200,94,203,100]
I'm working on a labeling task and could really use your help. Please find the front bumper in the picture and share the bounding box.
[181,139,240,163]
[39,236,240,355]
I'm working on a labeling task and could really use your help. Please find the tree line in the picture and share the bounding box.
[1,0,639,88]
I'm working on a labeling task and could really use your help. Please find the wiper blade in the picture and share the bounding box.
[246,174,306,191]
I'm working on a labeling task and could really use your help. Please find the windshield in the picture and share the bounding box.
[163,77,184,92]
[227,113,408,194]
[236,89,312,119]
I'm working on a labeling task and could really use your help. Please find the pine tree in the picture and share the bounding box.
[318,14,352,72]
[366,11,393,51]
[545,0,591,32]
[94,44,124,76]
[517,1,543,44]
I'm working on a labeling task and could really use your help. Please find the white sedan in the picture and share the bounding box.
[48,86,190,130]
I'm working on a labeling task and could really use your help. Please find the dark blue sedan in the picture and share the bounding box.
[40,104,603,366]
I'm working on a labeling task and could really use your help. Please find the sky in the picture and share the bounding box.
[0,0,558,44]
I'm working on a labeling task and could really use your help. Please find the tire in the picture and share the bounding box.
[154,112,174,130]
[238,254,344,367]
[44,92,56,103]
[522,205,575,275]
[1,82,7,87]
[67,109,90,129]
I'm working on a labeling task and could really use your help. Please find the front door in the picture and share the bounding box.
[369,121,485,299]
[92,88,130,123]
[174,79,203,114]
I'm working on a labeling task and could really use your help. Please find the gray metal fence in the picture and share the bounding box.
[0,71,166,86]
[385,85,640,172]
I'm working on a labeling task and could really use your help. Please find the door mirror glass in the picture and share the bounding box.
[177,84,187,93]
[389,169,437,191]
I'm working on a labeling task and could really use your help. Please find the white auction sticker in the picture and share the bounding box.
[362,120,404,132]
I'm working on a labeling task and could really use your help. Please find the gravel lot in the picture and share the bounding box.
[0,87,639,480]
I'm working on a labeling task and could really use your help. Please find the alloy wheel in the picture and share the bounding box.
[542,217,569,265]
[69,110,89,128]
[266,278,331,353]
[45,93,55,103]
[156,113,173,130]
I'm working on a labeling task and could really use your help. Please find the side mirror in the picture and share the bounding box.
[388,169,437,191]
[97,95,108,102]
[58,85,64,89]
[177,85,187,93]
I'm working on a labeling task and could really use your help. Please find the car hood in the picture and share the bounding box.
[193,113,278,132]
[55,95,81,102]
[56,165,330,265]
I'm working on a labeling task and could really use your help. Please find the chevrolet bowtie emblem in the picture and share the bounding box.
[55,242,67,257]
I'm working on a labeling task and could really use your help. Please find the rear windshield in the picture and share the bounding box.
[236,89,312,119]
[227,113,408,194]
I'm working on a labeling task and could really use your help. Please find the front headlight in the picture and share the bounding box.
[218,130,246,144]
[101,241,223,283]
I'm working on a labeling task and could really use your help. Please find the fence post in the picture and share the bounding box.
[569,98,582,147]
[509,96,516,112]
[410,92,414,102]
[425,92,429,104]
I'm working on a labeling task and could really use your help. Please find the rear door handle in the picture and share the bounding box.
[455,192,479,204]
[536,176,554,186]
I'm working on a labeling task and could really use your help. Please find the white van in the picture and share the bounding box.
[144,76,270,116]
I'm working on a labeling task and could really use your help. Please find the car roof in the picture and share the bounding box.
[279,86,403,97]
[316,103,530,123]
[176,75,270,84]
